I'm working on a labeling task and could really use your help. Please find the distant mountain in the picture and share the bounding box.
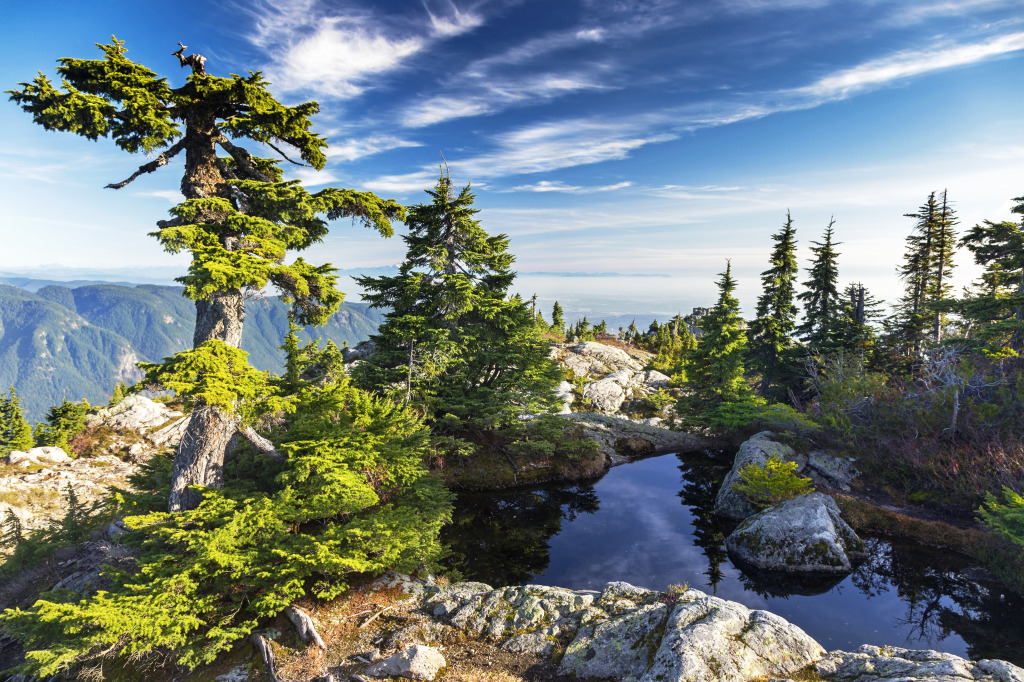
[0,281,385,422]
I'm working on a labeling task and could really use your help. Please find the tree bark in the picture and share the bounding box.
[169,405,240,511]
[193,289,246,347]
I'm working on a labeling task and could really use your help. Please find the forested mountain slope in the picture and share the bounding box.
[0,282,385,421]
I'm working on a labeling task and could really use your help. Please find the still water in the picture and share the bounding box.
[442,451,1024,665]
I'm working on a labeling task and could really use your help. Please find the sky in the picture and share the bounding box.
[1,0,1023,322]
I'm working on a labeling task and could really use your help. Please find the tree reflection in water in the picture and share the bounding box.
[675,451,732,593]
[441,485,600,586]
[851,537,1024,662]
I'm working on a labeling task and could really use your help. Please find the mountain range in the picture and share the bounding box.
[0,281,385,422]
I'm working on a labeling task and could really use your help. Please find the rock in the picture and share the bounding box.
[615,436,656,458]
[444,584,593,640]
[146,414,191,447]
[385,621,460,649]
[560,602,669,680]
[556,380,574,414]
[643,588,826,682]
[365,644,446,681]
[367,569,436,598]
[422,581,494,619]
[715,431,807,521]
[561,412,705,465]
[214,666,254,681]
[815,644,1024,681]
[583,376,627,413]
[808,450,859,491]
[6,447,72,467]
[552,341,644,379]
[85,395,181,433]
[500,631,555,656]
[725,492,866,573]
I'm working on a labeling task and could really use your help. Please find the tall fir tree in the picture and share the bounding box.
[747,211,800,400]
[551,301,565,333]
[930,189,958,343]
[796,219,842,349]
[355,174,560,427]
[952,193,1024,351]
[0,387,35,456]
[685,261,750,404]
[9,38,403,510]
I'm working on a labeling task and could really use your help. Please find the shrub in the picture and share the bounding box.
[731,453,814,509]
[978,486,1024,550]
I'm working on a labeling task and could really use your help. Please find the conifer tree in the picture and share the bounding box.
[355,174,560,426]
[0,386,34,456]
[796,219,842,349]
[551,301,565,334]
[34,399,89,451]
[951,194,1024,351]
[748,211,799,399]
[109,381,128,407]
[685,261,749,404]
[9,39,403,510]
[930,190,958,343]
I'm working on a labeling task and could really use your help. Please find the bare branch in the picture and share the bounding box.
[250,633,279,682]
[105,139,186,190]
[240,425,284,462]
[214,133,274,182]
[285,605,326,649]
[266,139,312,167]
[172,42,207,77]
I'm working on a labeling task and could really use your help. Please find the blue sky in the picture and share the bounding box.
[2,0,1023,321]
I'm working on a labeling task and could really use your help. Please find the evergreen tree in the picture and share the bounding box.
[951,194,1024,351]
[796,219,842,349]
[109,381,128,407]
[835,282,884,353]
[0,508,24,553]
[0,386,34,456]
[594,319,607,335]
[930,190,958,342]
[34,399,89,451]
[9,38,403,510]
[748,211,800,400]
[685,261,749,404]
[551,301,565,333]
[355,174,560,427]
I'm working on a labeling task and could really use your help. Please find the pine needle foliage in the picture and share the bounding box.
[355,174,560,427]
[731,454,814,509]
[978,486,1024,550]
[796,219,843,350]
[0,386,34,455]
[0,378,452,678]
[748,212,800,399]
[33,399,89,450]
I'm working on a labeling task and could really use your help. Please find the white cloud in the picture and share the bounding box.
[325,136,422,161]
[289,167,342,186]
[511,180,633,193]
[424,0,484,36]
[133,190,184,203]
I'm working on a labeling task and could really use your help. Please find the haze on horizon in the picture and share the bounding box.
[2,0,1022,319]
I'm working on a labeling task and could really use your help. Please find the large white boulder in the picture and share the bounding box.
[85,395,182,433]
[815,644,1024,681]
[725,492,866,574]
[6,446,72,467]
[364,644,446,681]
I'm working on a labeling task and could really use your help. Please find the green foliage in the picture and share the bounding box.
[748,212,801,400]
[34,399,89,450]
[109,381,127,407]
[138,341,286,423]
[796,219,843,349]
[355,175,561,428]
[731,454,814,509]
[551,301,565,333]
[680,262,752,426]
[978,487,1024,550]
[704,397,768,432]
[0,386,34,455]
[504,414,600,462]
[1,378,452,677]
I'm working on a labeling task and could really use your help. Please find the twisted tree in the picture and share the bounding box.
[9,38,404,509]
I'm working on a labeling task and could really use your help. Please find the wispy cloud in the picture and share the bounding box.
[133,190,184,203]
[510,180,633,193]
[248,0,485,98]
[325,136,422,161]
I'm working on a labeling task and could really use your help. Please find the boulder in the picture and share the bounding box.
[444,584,593,639]
[809,450,859,491]
[643,588,826,682]
[86,395,182,433]
[552,341,644,379]
[725,492,866,573]
[364,644,446,681]
[583,376,627,413]
[146,414,191,448]
[555,380,574,414]
[6,446,72,467]
[815,644,1024,681]
[715,431,807,521]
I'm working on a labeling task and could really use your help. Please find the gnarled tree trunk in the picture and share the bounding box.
[169,405,240,511]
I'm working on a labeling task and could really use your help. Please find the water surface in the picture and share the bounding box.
[442,451,1024,664]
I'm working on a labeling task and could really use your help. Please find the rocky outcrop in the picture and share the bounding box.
[5,446,72,467]
[84,394,182,433]
[551,342,671,417]
[809,449,859,492]
[365,644,446,681]
[551,341,646,378]
[714,431,806,521]
[815,645,1024,682]
[560,412,706,465]
[725,492,866,573]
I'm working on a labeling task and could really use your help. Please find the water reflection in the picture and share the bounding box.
[442,452,1024,665]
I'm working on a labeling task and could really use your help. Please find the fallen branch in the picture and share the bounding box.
[241,425,285,462]
[358,604,399,629]
[286,604,326,649]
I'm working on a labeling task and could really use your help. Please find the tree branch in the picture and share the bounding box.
[267,139,312,167]
[214,133,273,182]
[240,425,285,462]
[285,605,326,649]
[105,139,186,190]
[172,42,207,77]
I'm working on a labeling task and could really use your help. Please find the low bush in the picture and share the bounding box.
[731,453,814,509]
